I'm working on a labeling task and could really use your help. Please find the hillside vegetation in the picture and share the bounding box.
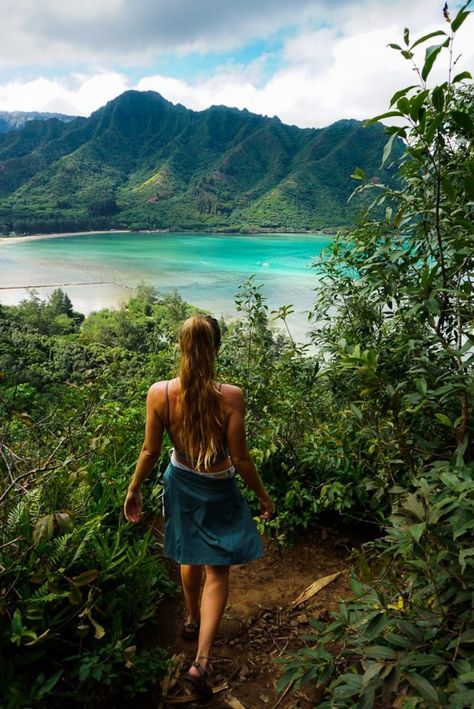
[0,92,397,235]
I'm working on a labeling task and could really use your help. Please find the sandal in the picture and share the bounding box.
[181,620,200,641]
[185,657,213,700]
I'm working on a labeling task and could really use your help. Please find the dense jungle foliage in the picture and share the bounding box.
[1,5,473,707]
[278,6,474,707]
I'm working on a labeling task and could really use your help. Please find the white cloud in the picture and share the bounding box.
[0,0,472,128]
[0,0,319,66]
[135,11,474,128]
[2,0,455,68]
[0,72,129,115]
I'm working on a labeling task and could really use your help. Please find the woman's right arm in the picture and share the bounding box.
[226,386,275,520]
[124,383,164,522]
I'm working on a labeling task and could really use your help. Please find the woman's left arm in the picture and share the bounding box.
[124,384,164,523]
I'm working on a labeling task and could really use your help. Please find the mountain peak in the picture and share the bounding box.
[0,90,395,235]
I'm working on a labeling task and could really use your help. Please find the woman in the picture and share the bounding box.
[124,314,275,699]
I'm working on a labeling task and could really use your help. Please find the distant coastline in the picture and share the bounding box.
[0,229,131,245]
[0,226,337,245]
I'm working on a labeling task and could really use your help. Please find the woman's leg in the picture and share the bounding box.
[192,564,230,670]
[180,564,203,624]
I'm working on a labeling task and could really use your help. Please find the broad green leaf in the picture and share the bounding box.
[398,620,422,642]
[451,110,474,133]
[411,30,447,49]
[425,298,441,315]
[69,585,82,605]
[406,654,444,668]
[454,435,469,465]
[459,549,474,573]
[453,70,472,83]
[458,629,474,645]
[425,113,443,142]
[397,97,410,115]
[384,633,412,649]
[410,89,430,120]
[452,509,474,539]
[415,377,427,395]
[364,111,403,126]
[388,43,402,50]
[406,673,441,704]
[431,86,445,111]
[35,670,63,700]
[441,174,456,201]
[333,673,363,698]
[362,662,384,688]
[422,43,447,82]
[365,646,397,660]
[11,609,23,635]
[393,207,405,227]
[389,85,417,107]
[440,471,462,488]
[29,573,47,584]
[452,8,470,32]
[409,523,426,543]
[435,413,452,427]
[364,613,388,640]
[71,569,99,587]
[352,167,367,180]
[33,514,54,544]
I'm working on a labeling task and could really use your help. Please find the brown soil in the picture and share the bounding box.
[148,526,371,709]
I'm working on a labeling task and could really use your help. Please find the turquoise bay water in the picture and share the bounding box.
[0,231,332,341]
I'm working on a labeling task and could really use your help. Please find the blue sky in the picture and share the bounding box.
[0,0,472,128]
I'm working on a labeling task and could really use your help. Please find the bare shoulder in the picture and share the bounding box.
[219,383,245,409]
[147,380,168,404]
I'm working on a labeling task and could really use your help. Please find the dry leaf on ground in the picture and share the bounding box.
[291,571,342,608]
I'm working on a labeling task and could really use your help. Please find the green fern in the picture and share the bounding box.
[4,489,40,538]
[26,486,43,519]
[31,589,70,604]
[46,533,73,567]
[68,481,92,524]
[70,516,102,566]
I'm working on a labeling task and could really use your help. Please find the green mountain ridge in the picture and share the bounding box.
[0,91,397,234]
[0,110,76,134]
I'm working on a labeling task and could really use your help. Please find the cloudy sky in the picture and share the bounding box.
[0,0,472,128]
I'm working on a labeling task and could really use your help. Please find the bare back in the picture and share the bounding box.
[148,378,249,473]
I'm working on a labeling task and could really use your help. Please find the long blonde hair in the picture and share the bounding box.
[177,315,223,470]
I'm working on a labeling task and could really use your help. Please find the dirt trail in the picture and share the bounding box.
[149,527,369,708]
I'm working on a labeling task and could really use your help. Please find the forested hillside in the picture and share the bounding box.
[1,7,473,708]
[0,92,397,235]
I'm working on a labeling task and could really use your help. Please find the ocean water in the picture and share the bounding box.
[0,231,332,342]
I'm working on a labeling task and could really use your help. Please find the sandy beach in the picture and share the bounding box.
[0,229,130,245]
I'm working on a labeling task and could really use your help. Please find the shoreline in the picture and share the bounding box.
[0,229,131,245]
[0,226,338,245]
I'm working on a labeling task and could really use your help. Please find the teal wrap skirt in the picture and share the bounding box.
[163,462,263,565]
